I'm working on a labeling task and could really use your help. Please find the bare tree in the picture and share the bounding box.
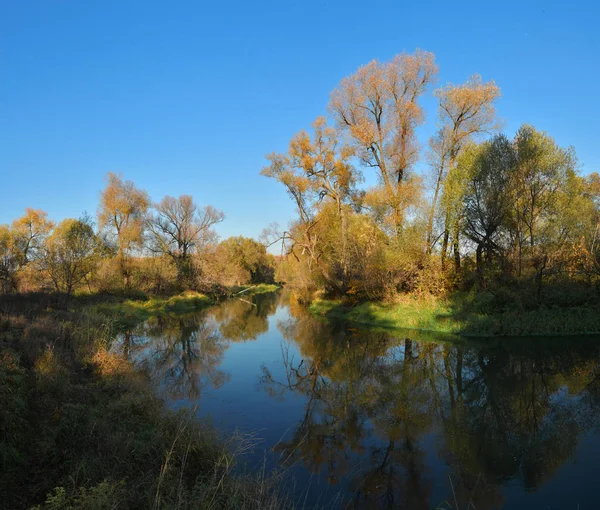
[148,195,224,288]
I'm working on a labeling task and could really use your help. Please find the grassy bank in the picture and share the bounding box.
[0,290,289,510]
[309,292,600,337]
[90,291,215,329]
[78,283,280,330]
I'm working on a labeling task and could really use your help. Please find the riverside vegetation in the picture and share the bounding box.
[0,286,289,510]
[262,50,600,335]
[1,49,600,508]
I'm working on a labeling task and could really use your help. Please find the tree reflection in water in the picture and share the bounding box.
[121,292,281,400]
[261,302,600,509]
[118,292,600,509]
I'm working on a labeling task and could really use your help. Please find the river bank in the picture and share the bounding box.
[89,284,278,329]
[309,292,600,336]
[0,286,288,510]
[101,287,600,509]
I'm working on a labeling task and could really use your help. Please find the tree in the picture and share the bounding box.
[98,172,150,287]
[148,195,224,288]
[330,50,438,236]
[584,172,600,277]
[549,170,599,281]
[439,143,477,276]
[511,125,575,276]
[0,209,54,293]
[0,226,19,293]
[220,236,274,284]
[41,217,99,300]
[262,117,359,293]
[462,135,517,276]
[11,208,54,267]
[427,75,501,266]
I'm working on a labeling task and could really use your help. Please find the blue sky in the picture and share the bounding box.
[1,0,598,242]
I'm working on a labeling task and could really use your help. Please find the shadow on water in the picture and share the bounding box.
[117,290,600,509]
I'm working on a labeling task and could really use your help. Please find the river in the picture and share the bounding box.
[117,290,600,509]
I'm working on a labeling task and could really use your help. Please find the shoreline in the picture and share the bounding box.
[309,295,600,337]
[0,285,288,509]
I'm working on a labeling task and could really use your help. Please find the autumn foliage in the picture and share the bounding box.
[2,49,599,310]
[263,50,600,305]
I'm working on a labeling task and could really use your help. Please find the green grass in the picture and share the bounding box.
[90,291,215,329]
[309,294,600,337]
[310,296,464,334]
[88,285,280,330]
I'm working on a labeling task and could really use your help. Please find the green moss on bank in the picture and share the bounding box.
[310,294,600,337]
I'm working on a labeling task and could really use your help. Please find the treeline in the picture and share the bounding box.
[3,49,599,310]
[263,50,600,306]
[0,173,275,299]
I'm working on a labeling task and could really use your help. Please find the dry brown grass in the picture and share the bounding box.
[0,294,295,510]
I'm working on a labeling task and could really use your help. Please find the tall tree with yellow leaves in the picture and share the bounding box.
[427,75,501,271]
[11,208,54,267]
[98,172,150,287]
[262,116,358,291]
[330,50,438,236]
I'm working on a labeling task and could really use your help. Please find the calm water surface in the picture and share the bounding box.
[118,291,600,509]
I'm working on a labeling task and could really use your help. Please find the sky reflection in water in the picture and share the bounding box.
[117,291,600,509]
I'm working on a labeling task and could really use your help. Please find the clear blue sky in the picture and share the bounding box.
[1,0,598,241]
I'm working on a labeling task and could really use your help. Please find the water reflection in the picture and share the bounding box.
[212,290,280,342]
[262,303,600,508]
[119,291,600,509]
[121,292,281,400]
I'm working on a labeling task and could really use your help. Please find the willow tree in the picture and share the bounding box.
[11,208,54,267]
[329,50,438,236]
[220,236,273,284]
[427,75,501,270]
[148,195,224,288]
[98,172,150,287]
[511,125,575,276]
[0,226,18,293]
[262,116,358,293]
[42,217,99,300]
[461,135,517,276]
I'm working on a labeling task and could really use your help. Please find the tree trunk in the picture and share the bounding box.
[517,236,523,277]
[536,254,548,302]
[118,250,131,289]
[452,217,461,272]
[339,200,348,288]
[426,166,444,255]
[440,215,450,272]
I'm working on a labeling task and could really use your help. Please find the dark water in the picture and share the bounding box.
[118,291,600,509]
